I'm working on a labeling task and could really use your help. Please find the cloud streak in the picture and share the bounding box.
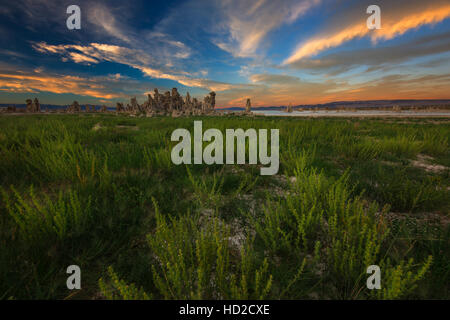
[0,67,166,102]
[288,31,450,73]
[284,1,450,64]
[215,0,321,58]
[32,41,239,92]
[0,72,123,99]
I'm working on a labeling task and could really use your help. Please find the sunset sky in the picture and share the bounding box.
[0,0,449,107]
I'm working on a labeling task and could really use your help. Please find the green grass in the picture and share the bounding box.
[0,114,448,300]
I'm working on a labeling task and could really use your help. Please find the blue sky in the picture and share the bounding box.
[0,0,449,107]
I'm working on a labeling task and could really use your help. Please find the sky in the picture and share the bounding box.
[0,0,449,108]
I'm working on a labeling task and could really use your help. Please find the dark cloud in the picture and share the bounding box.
[288,32,450,74]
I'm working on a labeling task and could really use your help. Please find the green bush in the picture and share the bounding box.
[147,200,272,299]
[2,186,91,242]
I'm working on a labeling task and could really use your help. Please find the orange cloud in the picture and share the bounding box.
[374,5,450,41]
[0,73,122,99]
[284,4,450,64]
[68,52,99,64]
[34,41,233,92]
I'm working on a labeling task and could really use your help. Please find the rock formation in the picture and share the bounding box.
[163,91,171,112]
[153,88,161,106]
[25,98,40,113]
[26,99,33,112]
[127,97,141,114]
[171,88,183,111]
[286,103,293,113]
[184,92,193,112]
[116,102,125,112]
[67,101,81,113]
[245,98,252,113]
[142,94,155,114]
[33,98,40,112]
[203,92,216,113]
[125,88,218,116]
[20,89,251,117]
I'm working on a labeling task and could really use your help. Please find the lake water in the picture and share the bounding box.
[252,110,450,117]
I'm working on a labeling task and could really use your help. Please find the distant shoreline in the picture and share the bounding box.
[1,111,449,119]
[251,110,450,118]
[1,99,450,112]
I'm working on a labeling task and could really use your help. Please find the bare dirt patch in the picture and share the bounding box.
[411,154,448,173]
[92,123,102,131]
[199,208,252,252]
[384,211,450,227]
[116,125,139,131]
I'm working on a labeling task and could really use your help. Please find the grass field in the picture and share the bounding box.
[0,114,448,300]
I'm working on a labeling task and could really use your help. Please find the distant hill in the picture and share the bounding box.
[0,104,115,111]
[1,99,449,112]
[221,99,450,111]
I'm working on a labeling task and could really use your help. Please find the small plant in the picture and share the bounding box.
[143,147,173,172]
[421,129,448,156]
[187,166,224,209]
[281,144,316,176]
[378,133,422,158]
[1,185,91,242]
[339,138,381,160]
[147,200,272,299]
[372,256,433,299]
[232,170,259,198]
[99,266,151,300]
[364,165,447,212]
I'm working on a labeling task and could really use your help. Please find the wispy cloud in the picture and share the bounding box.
[32,41,237,92]
[214,0,321,58]
[0,65,165,102]
[0,72,124,99]
[284,0,450,64]
[287,31,450,73]
[87,3,133,44]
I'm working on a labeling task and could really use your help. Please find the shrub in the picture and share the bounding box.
[1,186,91,242]
[99,266,151,300]
[147,200,272,299]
